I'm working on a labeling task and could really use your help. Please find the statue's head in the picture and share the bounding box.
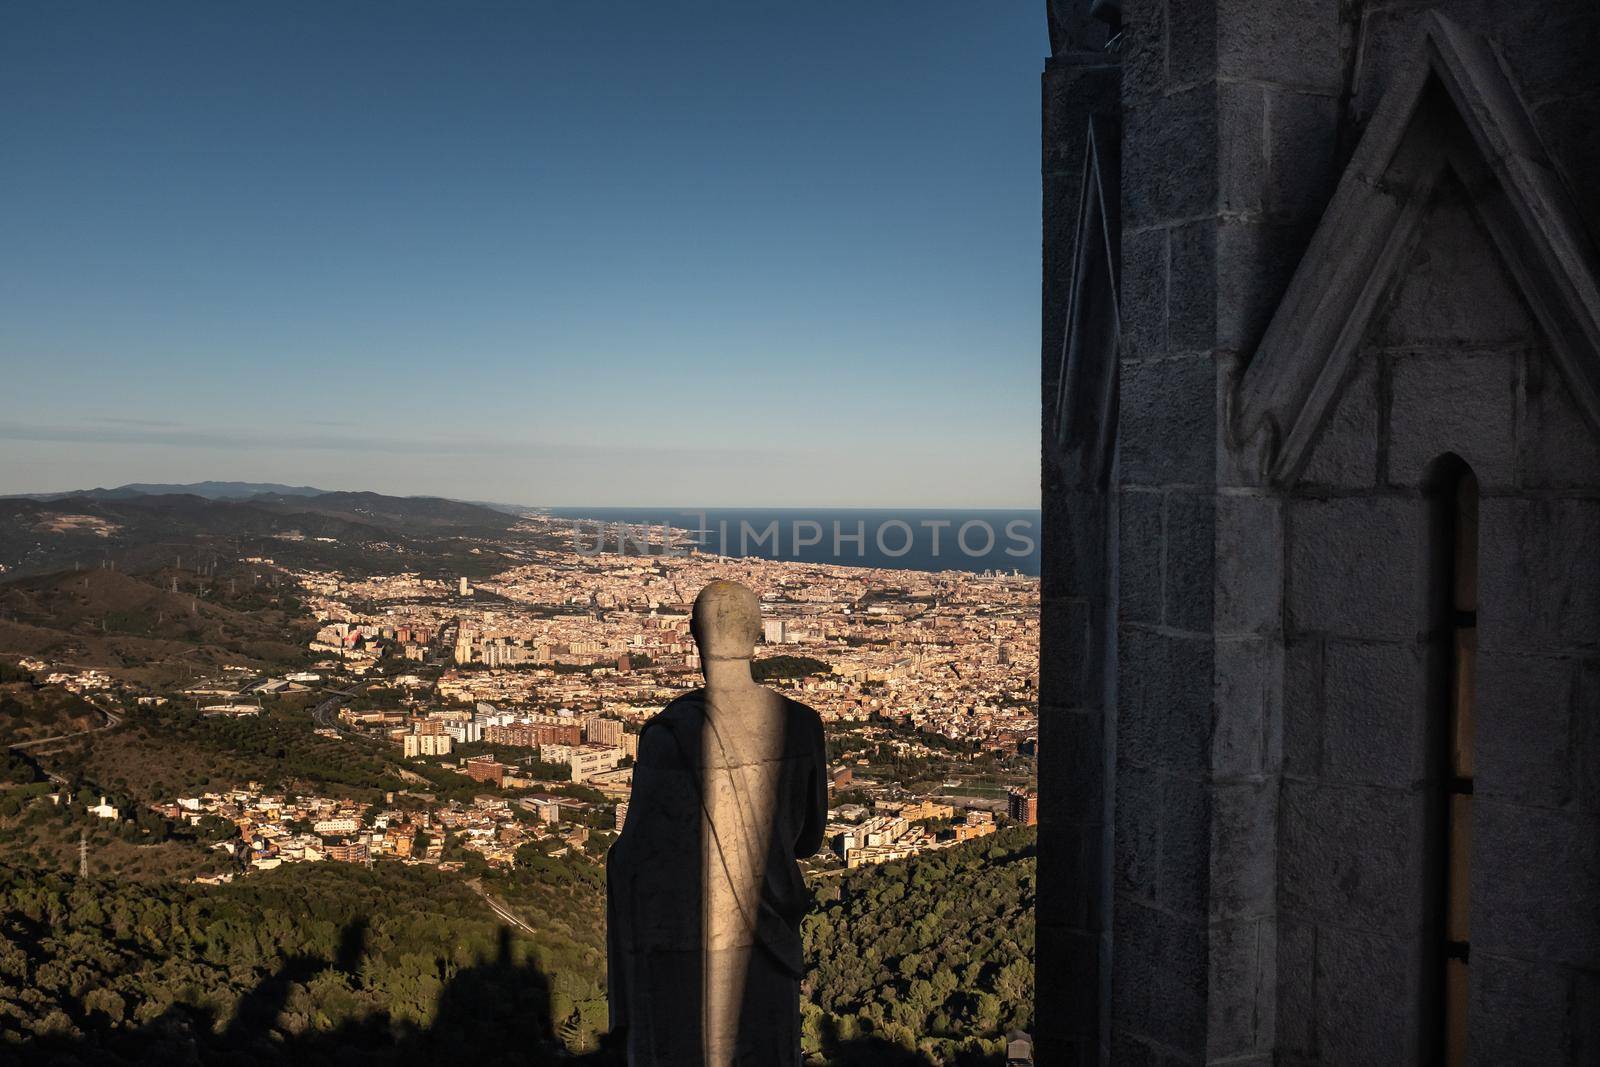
[691,580,761,661]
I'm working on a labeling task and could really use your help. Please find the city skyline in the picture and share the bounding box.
[0,2,1046,507]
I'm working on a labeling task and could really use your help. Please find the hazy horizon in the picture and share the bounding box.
[0,2,1046,509]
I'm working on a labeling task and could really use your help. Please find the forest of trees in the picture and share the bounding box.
[802,826,1034,1065]
[0,826,1034,1065]
[0,859,609,1065]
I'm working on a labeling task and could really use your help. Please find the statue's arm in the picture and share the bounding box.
[794,712,828,858]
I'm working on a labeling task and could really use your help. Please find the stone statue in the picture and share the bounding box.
[607,580,828,1065]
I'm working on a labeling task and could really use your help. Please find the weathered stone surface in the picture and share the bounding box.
[1122,86,1218,231]
[1519,346,1600,490]
[1480,497,1600,651]
[1577,659,1600,814]
[1034,924,1104,1059]
[1476,651,1575,809]
[1218,81,1265,217]
[1118,628,1212,772]
[1215,492,1282,634]
[1274,918,1316,1057]
[1163,491,1216,632]
[1207,916,1274,1059]
[1313,925,1420,1064]
[1474,800,1600,969]
[1158,773,1211,921]
[1321,640,1427,789]
[1166,0,1216,88]
[1387,350,1518,488]
[1298,355,1380,489]
[1286,496,1428,640]
[1119,490,1164,624]
[1374,187,1535,347]
[1039,706,1106,818]
[1121,227,1168,360]
[1210,779,1275,920]
[1280,636,1322,778]
[1264,88,1339,223]
[1215,0,1343,90]
[1037,811,1105,932]
[1469,952,1576,1066]
[1168,220,1218,352]
[1213,638,1279,778]
[1118,354,1218,487]
[1279,780,1424,935]
[1040,598,1095,709]
[1216,218,1308,353]
[1111,901,1208,1058]
[1114,763,1163,900]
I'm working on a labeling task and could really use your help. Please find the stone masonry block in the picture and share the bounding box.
[1118,628,1213,773]
[1476,651,1575,809]
[1118,0,1166,108]
[1210,778,1275,921]
[1207,916,1274,1060]
[1215,0,1343,91]
[1037,810,1105,934]
[1479,497,1600,652]
[1388,350,1518,489]
[1519,346,1600,491]
[1279,780,1425,935]
[1375,189,1534,349]
[1166,0,1216,88]
[1119,490,1164,625]
[1299,354,1380,489]
[1314,925,1421,1065]
[1218,80,1265,217]
[1115,762,1163,900]
[1280,636,1321,778]
[1286,496,1428,640]
[1265,87,1339,225]
[1274,917,1316,1057]
[1217,218,1307,353]
[1112,901,1208,1057]
[1122,85,1217,231]
[1158,773,1211,921]
[1215,492,1282,634]
[1474,800,1600,969]
[1213,638,1280,779]
[1578,659,1600,814]
[1168,220,1218,352]
[1469,952,1575,1067]
[1322,640,1427,789]
[1119,354,1218,487]
[1040,598,1095,710]
[1039,706,1106,822]
[1121,227,1168,360]
[1164,490,1216,633]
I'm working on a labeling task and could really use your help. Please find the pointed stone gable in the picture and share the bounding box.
[1050,115,1120,489]
[1232,13,1600,485]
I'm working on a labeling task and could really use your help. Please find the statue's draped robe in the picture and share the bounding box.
[607,688,828,1065]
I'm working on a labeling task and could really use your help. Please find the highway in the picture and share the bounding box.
[7,701,122,753]
[466,878,540,938]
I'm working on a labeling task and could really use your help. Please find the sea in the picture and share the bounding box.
[546,508,1041,577]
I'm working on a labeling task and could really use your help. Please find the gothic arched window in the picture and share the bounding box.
[1429,457,1477,1065]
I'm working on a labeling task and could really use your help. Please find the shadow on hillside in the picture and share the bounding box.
[9,916,964,1067]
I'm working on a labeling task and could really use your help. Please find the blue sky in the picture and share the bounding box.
[0,2,1046,506]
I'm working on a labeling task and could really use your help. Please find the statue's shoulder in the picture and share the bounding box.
[775,692,825,743]
[639,689,705,737]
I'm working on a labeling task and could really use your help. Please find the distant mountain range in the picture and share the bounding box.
[0,484,560,582]
[4,481,330,502]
